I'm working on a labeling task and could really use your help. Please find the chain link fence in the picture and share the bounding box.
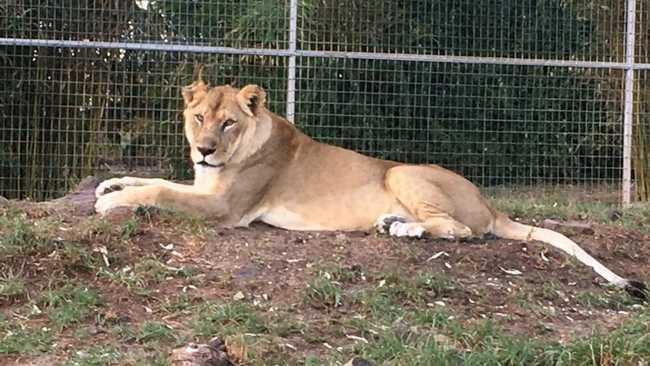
[1,0,649,203]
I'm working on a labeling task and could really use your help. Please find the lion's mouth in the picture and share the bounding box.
[196,161,224,169]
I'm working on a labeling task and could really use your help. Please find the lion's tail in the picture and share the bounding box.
[492,213,647,299]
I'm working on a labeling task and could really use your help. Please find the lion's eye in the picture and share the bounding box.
[194,114,204,125]
[222,119,237,131]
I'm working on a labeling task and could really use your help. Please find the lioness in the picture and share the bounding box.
[95,81,646,298]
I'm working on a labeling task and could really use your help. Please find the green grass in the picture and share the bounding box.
[0,325,53,355]
[1,190,648,365]
[0,266,27,299]
[357,270,454,309]
[317,263,650,366]
[312,262,365,283]
[548,317,650,364]
[63,345,121,366]
[305,271,344,309]
[81,217,117,241]
[119,217,140,240]
[415,272,457,298]
[340,301,650,366]
[61,242,101,272]
[0,215,50,256]
[188,302,284,364]
[126,351,171,366]
[132,258,183,284]
[108,324,145,351]
[268,313,306,338]
[192,302,268,338]
[40,285,102,329]
[489,188,650,233]
[134,206,210,234]
[160,293,194,313]
[310,269,650,366]
[137,321,178,344]
[99,257,193,294]
[575,290,637,310]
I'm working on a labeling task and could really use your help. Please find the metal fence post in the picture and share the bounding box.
[286,0,298,123]
[623,0,637,206]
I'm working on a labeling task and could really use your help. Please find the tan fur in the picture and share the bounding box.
[95,82,641,293]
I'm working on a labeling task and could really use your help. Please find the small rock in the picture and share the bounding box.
[169,337,234,366]
[609,210,622,222]
[0,196,9,208]
[87,325,106,336]
[233,291,245,301]
[343,357,376,366]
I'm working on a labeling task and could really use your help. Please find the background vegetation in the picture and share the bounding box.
[0,0,648,200]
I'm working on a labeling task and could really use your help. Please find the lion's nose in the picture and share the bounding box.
[197,146,216,157]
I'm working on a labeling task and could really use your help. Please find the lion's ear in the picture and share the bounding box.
[236,84,267,117]
[181,80,208,106]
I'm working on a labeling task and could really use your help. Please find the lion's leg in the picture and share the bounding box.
[95,177,195,198]
[383,165,472,240]
[94,185,228,217]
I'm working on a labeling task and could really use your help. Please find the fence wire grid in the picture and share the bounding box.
[1,0,649,203]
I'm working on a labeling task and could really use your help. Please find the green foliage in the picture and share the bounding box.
[302,0,594,57]
[40,285,102,329]
[64,345,121,366]
[416,272,457,297]
[305,271,344,308]
[192,302,268,337]
[136,322,177,344]
[298,60,619,185]
[119,217,140,240]
[0,266,27,299]
[346,298,650,365]
[0,0,623,199]
[100,257,192,295]
[161,293,194,313]
[129,351,171,366]
[0,215,50,256]
[575,290,637,310]
[489,187,650,233]
[0,326,53,355]
[61,242,100,272]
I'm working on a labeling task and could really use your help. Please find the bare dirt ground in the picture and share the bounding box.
[1,178,649,365]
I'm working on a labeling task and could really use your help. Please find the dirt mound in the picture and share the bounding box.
[1,179,648,365]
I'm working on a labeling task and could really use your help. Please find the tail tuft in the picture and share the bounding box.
[624,280,648,300]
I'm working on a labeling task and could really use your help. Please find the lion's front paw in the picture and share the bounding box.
[95,177,138,198]
[94,191,137,215]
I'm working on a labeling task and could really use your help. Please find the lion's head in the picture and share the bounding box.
[181,81,271,171]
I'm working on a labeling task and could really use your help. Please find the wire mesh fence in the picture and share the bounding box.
[296,59,624,187]
[0,0,649,203]
[298,0,628,61]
